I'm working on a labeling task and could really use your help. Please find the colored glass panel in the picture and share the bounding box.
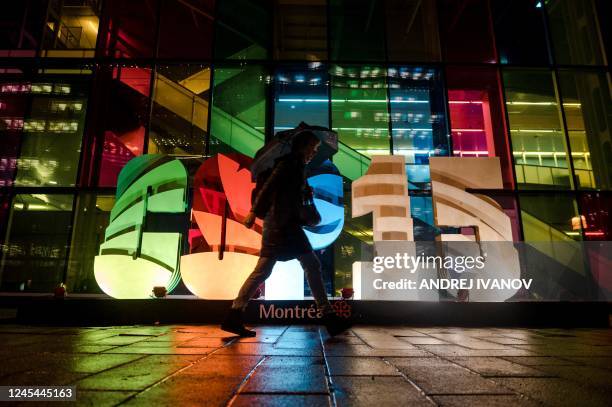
[331,65,389,157]
[209,65,267,157]
[273,64,329,133]
[558,70,611,190]
[13,72,90,187]
[274,0,327,61]
[0,194,74,292]
[385,0,441,62]
[65,193,113,293]
[328,0,386,62]
[446,66,514,189]
[546,0,607,66]
[580,192,611,241]
[519,192,588,300]
[389,66,448,192]
[520,193,580,241]
[594,0,611,64]
[96,65,151,187]
[0,67,31,187]
[580,191,611,297]
[503,69,572,190]
[41,0,102,58]
[387,66,445,240]
[214,0,271,60]
[491,0,551,65]
[149,65,211,157]
[0,0,47,57]
[158,0,215,59]
[437,0,497,63]
[97,0,159,58]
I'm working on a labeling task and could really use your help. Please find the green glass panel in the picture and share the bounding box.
[14,76,89,187]
[331,65,390,157]
[546,0,606,66]
[210,65,267,157]
[214,0,271,60]
[66,194,113,294]
[503,69,573,190]
[329,0,386,61]
[519,193,585,281]
[558,70,611,190]
[0,194,74,292]
[520,194,581,241]
[334,145,371,181]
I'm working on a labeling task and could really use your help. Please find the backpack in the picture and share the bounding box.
[251,166,274,218]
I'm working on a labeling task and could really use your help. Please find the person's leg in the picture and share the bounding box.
[297,252,333,315]
[231,256,276,311]
[222,256,276,337]
[298,251,352,336]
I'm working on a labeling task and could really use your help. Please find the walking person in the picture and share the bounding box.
[221,130,350,337]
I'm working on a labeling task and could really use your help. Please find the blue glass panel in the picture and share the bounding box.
[274,64,329,133]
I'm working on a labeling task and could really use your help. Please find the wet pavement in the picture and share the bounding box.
[1,324,611,406]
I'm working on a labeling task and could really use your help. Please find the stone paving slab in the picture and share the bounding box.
[239,365,329,394]
[432,394,540,407]
[231,394,332,406]
[326,356,401,376]
[76,390,138,407]
[492,377,612,407]
[386,357,514,395]
[446,356,554,377]
[0,324,610,406]
[332,376,433,406]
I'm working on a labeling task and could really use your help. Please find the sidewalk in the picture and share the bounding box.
[1,324,611,406]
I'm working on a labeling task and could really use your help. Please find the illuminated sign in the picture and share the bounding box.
[95,152,521,301]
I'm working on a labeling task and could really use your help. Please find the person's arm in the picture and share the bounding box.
[244,161,287,228]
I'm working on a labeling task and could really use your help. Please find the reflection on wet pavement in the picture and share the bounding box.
[1,324,612,406]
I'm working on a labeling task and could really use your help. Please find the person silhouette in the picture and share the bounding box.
[221,130,351,337]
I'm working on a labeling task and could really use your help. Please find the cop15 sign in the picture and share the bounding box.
[94,153,518,300]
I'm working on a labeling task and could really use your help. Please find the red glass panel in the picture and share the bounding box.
[446,66,514,189]
[438,0,497,63]
[158,0,215,59]
[97,67,151,186]
[98,0,159,58]
[580,193,610,241]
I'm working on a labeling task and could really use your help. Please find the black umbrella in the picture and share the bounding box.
[249,122,338,181]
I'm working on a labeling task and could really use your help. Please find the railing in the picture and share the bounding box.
[514,164,572,187]
[335,140,372,181]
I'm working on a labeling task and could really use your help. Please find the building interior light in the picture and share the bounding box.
[449,100,484,105]
[511,129,558,133]
[513,151,589,157]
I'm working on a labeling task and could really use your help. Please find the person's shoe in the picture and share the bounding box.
[322,312,352,336]
[221,308,256,337]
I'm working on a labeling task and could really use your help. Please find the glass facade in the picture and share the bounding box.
[0,0,609,300]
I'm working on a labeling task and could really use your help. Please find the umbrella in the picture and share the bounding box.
[249,122,338,181]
